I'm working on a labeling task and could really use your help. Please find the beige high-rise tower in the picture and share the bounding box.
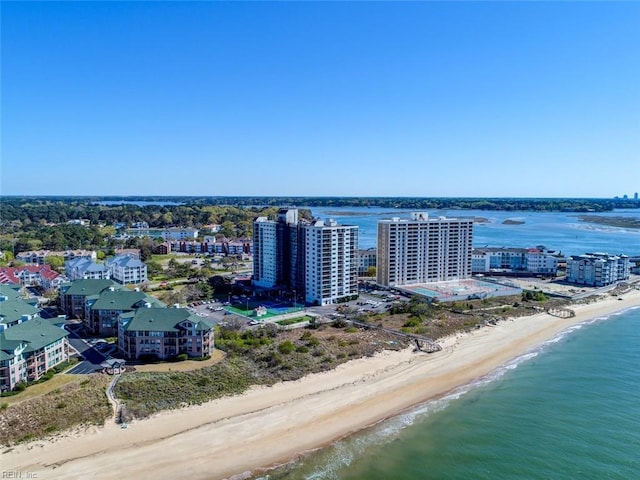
[377,213,473,287]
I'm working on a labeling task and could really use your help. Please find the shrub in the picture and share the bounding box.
[14,382,27,392]
[278,341,295,355]
[295,345,309,354]
[174,353,189,362]
[403,317,422,328]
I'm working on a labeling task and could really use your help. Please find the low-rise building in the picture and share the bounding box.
[60,279,121,320]
[358,248,377,276]
[87,288,165,336]
[170,238,252,256]
[0,287,41,330]
[472,246,560,276]
[566,252,630,287]
[125,228,199,241]
[107,254,148,285]
[65,257,111,281]
[0,319,69,392]
[16,250,96,265]
[118,307,214,360]
[0,265,64,289]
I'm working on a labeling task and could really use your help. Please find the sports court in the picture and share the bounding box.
[398,278,522,302]
[225,299,304,320]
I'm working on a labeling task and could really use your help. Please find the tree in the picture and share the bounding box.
[366,266,376,277]
[146,260,164,278]
[0,251,14,266]
[45,255,65,272]
[220,221,235,238]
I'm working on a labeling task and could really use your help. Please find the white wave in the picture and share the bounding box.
[261,308,640,479]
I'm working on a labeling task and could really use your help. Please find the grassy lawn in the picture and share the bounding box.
[150,254,178,265]
[276,315,314,326]
[1,374,81,407]
[130,350,226,373]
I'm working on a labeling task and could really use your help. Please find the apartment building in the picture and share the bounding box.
[16,249,96,265]
[358,248,377,276]
[60,279,121,319]
[118,307,214,360]
[253,209,304,292]
[252,209,358,305]
[0,265,63,290]
[0,285,40,330]
[86,288,165,336]
[0,319,69,392]
[566,253,630,287]
[253,216,278,287]
[65,257,111,281]
[106,254,148,285]
[377,213,473,287]
[304,219,358,305]
[472,246,559,276]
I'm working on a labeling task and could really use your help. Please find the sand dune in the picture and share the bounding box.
[4,289,639,480]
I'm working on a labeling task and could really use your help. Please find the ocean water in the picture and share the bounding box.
[255,207,640,480]
[306,206,640,257]
[259,307,640,480]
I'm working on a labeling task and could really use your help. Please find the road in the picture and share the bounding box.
[64,325,108,374]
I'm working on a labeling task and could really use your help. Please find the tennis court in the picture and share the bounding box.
[225,299,304,320]
[399,278,521,301]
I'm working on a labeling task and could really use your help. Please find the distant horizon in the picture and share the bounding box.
[2,194,638,201]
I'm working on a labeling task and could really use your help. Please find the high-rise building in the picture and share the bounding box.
[377,212,473,287]
[253,216,278,288]
[253,210,359,305]
[304,219,358,305]
[253,209,304,289]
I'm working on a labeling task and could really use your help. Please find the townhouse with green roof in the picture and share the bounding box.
[118,306,214,360]
[0,318,69,392]
[87,289,166,336]
[59,279,122,320]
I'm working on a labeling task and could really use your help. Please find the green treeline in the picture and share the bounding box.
[0,199,313,256]
[1,196,638,255]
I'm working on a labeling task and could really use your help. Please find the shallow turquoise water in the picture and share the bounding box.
[260,307,640,479]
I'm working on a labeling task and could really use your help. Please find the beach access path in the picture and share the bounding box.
[4,289,640,480]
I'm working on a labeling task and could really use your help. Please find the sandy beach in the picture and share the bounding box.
[4,289,640,480]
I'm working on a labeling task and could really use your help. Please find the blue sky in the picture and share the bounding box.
[2,1,639,198]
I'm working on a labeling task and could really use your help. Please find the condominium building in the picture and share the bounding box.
[253,209,305,293]
[118,307,214,360]
[472,246,559,276]
[304,219,358,305]
[253,216,278,288]
[86,288,166,336]
[566,252,630,287]
[65,257,111,281]
[0,319,69,392]
[16,249,96,265]
[253,209,358,305]
[106,254,148,285]
[60,279,121,320]
[0,286,40,330]
[377,213,473,287]
[358,248,377,276]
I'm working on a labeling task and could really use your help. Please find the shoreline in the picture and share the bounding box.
[3,290,640,480]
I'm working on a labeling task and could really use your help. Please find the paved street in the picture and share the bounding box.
[65,326,108,374]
